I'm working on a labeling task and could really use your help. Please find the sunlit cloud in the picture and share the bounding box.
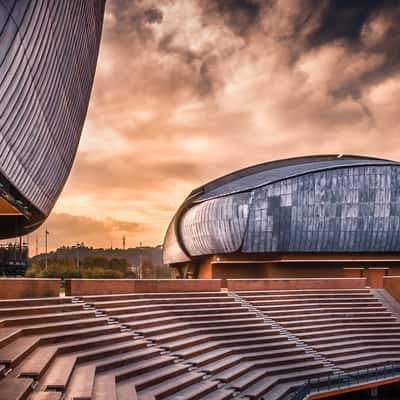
[28,0,400,252]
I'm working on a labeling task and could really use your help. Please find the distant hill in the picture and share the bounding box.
[33,245,163,266]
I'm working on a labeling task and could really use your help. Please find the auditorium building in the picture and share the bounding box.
[164,155,400,282]
[0,0,105,240]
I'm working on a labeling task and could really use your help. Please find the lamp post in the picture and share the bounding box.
[44,229,49,271]
[76,242,80,274]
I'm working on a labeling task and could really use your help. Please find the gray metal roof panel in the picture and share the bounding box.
[193,157,398,203]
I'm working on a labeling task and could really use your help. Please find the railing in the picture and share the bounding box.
[287,363,400,400]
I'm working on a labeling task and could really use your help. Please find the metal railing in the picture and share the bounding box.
[287,363,400,400]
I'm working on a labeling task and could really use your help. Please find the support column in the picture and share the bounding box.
[367,268,389,288]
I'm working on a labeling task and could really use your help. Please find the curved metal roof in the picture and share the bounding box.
[191,155,399,203]
[163,155,400,264]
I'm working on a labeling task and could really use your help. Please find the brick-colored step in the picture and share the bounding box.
[163,380,219,400]
[66,365,96,400]
[138,371,204,398]
[0,376,33,400]
[92,374,117,400]
[41,355,77,390]
[29,392,63,400]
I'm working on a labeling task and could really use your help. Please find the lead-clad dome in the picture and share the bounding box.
[163,155,400,264]
[0,0,105,238]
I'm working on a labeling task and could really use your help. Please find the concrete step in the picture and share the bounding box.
[92,298,235,309]
[0,298,72,309]
[264,305,386,316]
[273,311,391,322]
[0,303,83,317]
[201,387,234,400]
[114,356,175,382]
[115,382,138,400]
[65,364,96,400]
[230,361,328,391]
[136,318,264,336]
[288,321,400,334]
[0,376,33,400]
[28,392,63,400]
[95,347,162,372]
[104,307,246,319]
[0,311,96,327]
[41,354,77,391]
[18,346,57,378]
[81,292,228,302]
[301,328,400,344]
[92,374,117,400]
[118,312,255,326]
[282,316,396,328]
[127,363,189,391]
[138,371,204,399]
[0,335,38,366]
[314,338,400,352]
[151,325,271,343]
[236,289,370,296]
[162,380,219,400]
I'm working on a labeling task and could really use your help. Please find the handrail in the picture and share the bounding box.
[286,363,400,400]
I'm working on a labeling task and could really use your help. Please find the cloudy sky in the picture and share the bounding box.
[32,0,400,252]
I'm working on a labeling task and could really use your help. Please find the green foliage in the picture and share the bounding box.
[25,255,169,279]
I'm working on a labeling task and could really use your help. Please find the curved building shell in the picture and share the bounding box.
[0,0,105,238]
[163,155,400,277]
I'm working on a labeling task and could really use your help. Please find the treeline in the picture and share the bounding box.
[26,256,171,279]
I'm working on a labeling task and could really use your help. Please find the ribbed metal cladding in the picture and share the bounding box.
[242,165,400,253]
[0,0,105,215]
[163,159,400,263]
[162,216,191,264]
[180,192,251,256]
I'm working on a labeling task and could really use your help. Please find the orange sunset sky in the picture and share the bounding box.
[31,0,400,252]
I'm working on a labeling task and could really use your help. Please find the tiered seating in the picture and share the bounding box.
[3,288,398,400]
[0,296,139,400]
[81,291,332,400]
[239,289,400,372]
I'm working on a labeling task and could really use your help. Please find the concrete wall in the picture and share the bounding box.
[226,278,367,291]
[0,278,60,299]
[65,279,221,296]
[383,277,400,302]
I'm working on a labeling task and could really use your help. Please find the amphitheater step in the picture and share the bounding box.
[0,311,96,327]
[0,304,83,317]
[0,335,38,366]
[138,371,205,398]
[241,367,331,398]
[29,392,63,400]
[95,346,162,372]
[19,346,57,378]
[114,355,175,382]
[41,355,77,390]
[92,375,117,400]
[82,292,228,303]
[0,376,33,400]
[201,387,234,400]
[127,363,189,391]
[0,298,71,308]
[162,380,218,400]
[66,364,96,400]
[116,384,138,400]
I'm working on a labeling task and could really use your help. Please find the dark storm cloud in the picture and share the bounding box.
[200,0,264,36]
[53,0,400,250]
[144,7,163,24]
[305,0,396,46]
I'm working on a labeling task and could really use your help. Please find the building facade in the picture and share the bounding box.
[163,155,400,279]
[0,0,105,239]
